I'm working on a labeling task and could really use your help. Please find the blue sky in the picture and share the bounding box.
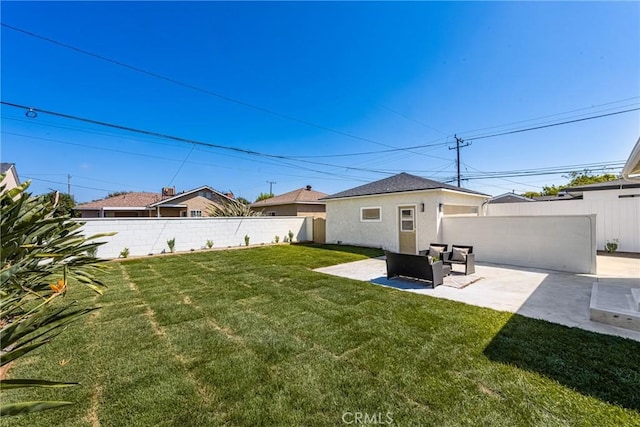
[2,1,639,203]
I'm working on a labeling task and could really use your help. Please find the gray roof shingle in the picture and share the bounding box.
[323,173,489,200]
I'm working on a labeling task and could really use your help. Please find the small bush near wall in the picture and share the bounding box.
[78,217,311,258]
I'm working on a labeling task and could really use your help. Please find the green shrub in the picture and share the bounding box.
[1,178,113,416]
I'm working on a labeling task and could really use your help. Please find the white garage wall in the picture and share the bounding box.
[325,189,487,253]
[442,215,597,274]
[78,216,311,259]
[486,193,640,253]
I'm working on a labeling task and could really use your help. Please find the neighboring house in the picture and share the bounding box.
[562,178,640,199]
[75,185,234,218]
[251,185,328,217]
[322,172,490,254]
[488,193,534,204]
[0,163,20,192]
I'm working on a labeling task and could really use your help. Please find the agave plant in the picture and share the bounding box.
[207,199,262,217]
[1,178,114,416]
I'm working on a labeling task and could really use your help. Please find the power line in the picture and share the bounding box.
[22,176,119,193]
[460,107,640,141]
[0,101,400,176]
[3,130,379,188]
[456,96,639,137]
[459,161,625,177]
[1,22,439,159]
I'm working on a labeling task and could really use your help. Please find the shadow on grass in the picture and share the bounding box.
[484,314,640,411]
[296,243,384,258]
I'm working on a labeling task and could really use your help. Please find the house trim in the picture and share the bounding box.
[360,206,382,222]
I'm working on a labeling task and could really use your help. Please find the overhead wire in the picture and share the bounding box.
[1,22,443,159]
[455,96,640,137]
[459,108,639,141]
[3,130,375,184]
[0,101,400,177]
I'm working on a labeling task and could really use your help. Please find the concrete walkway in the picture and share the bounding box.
[314,255,640,341]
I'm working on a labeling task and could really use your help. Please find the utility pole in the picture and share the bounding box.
[67,174,71,195]
[449,135,471,187]
[266,180,276,194]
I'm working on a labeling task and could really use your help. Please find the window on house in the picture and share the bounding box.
[190,210,202,217]
[360,207,381,222]
[266,211,276,216]
[400,208,414,231]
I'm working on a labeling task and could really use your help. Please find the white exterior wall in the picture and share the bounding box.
[486,192,640,252]
[78,217,311,259]
[442,215,597,274]
[325,190,487,253]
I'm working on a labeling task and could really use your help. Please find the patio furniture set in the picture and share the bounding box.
[385,243,475,288]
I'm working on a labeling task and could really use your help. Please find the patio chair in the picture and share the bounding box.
[419,243,449,260]
[384,250,446,288]
[441,245,475,275]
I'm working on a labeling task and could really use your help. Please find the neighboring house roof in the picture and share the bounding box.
[531,194,575,201]
[323,172,489,200]
[622,136,640,181]
[0,163,20,183]
[148,185,233,207]
[251,186,328,208]
[0,163,15,174]
[75,185,234,211]
[488,193,534,204]
[75,192,162,210]
[562,178,640,193]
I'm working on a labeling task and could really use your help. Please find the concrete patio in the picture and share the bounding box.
[314,254,640,341]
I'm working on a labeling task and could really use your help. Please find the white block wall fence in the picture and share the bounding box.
[442,215,597,274]
[486,196,640,253]
[78,216,313,259]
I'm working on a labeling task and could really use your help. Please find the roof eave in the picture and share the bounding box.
[622,136,640,182]
[251,201,326,208]
[324,187,489,201]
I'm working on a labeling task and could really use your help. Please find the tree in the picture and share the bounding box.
[208,199,262,217]
[522,191,541,198]
[565,172,617,187]
[254,192,274,203]
[106,191,131,198]
[521,172,619,197]
[1,178,113,416]
[47,192,78,218]
[236,197,250,205]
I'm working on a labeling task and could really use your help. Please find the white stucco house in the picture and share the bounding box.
[322,172,490,254]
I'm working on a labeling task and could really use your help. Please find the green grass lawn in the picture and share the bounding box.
[4,244,639,426]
